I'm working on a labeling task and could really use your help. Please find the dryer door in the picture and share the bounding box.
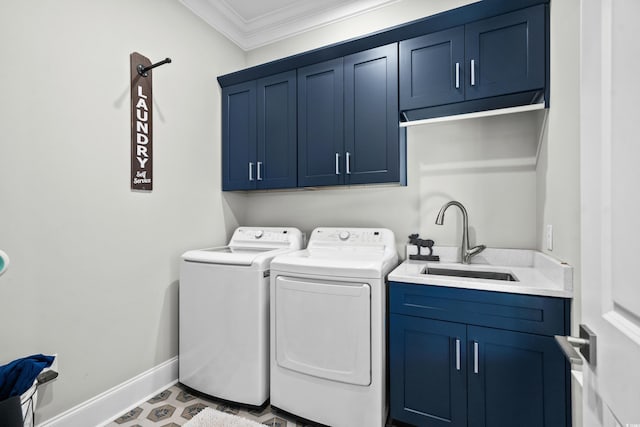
[274,276,371,386]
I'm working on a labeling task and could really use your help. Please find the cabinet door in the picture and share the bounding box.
[297,58,344,187]
[344,43,399,185]
[222,81,257,191]
[465,5,545,100]
[467,326,566,427]
[257,71,297,189]
[389,314,467,427]
[399,27,465,110]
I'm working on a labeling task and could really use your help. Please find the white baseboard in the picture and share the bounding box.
[38,357,179,427]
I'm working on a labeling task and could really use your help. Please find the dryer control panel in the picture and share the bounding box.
[308,228,395,248]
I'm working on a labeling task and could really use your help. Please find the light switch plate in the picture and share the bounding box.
[546,224,553,251]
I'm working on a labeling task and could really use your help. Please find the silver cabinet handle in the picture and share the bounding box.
[346,152,351,174]
[471,59,476,86]
[455,62,460,89]
[335,153,341,175]
[248,162,254,181]
[257,161,262,181]
[473,341,479,374]
[455,338,461,371]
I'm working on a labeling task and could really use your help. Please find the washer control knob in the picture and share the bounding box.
[339,231,350,241]
[254,230,264,239]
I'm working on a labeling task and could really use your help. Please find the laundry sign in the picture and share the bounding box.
[130,52,153,191]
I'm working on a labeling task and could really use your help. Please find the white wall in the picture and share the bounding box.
[0,0,245,422]
[537,0,581,328]
[537,1,582,424]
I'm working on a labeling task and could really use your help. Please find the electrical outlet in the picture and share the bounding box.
[546,225,553,251]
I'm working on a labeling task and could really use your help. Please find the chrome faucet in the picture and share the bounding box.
[435,201,486,264]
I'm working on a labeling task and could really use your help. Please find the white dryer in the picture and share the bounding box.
[179,227,303,406]
[270,227,398,427]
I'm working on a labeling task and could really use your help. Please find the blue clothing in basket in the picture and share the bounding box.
[0,354,54,400]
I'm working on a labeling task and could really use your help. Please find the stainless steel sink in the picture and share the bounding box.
[424,267,518,282]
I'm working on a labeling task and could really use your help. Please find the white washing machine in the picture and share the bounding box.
[270,227,398,427]
[179,227,303,406]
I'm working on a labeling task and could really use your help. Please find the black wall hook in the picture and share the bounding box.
[137,58,172,77]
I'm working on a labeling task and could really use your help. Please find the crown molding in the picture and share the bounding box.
[179,0,400,50]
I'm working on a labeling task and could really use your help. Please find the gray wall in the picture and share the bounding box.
[0,0,245,422]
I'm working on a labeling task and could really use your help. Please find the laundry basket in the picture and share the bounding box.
[19,381,37,427]
[0,355,57,427]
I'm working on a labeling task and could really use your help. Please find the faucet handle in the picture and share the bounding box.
[468,244,486,257]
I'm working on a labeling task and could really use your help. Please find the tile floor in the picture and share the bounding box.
[106,383,317,427]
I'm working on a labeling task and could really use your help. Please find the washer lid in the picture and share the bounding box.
[182,227,304,267]
[182,246,277,266]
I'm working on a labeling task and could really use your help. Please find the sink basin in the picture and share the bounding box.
[424,267,518,282]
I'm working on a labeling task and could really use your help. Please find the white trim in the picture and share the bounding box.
[400,102,546,127]
[534,107,549,166]
[178,0,400,50]
[571,369,584,388]
[418,156,537,173]
[37,357,179,427]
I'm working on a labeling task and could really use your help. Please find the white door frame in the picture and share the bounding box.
[579,0,640,425]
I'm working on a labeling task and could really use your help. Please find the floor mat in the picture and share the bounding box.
[183,407,265,427]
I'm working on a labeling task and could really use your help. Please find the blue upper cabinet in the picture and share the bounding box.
[222,81,257,191]
[257,71,297,189]
[400,27,465,110]
[297,58,344,187]
[299,44,399,188]
[399,4,546,114]
[344,44,399,185]
[220,1,549,189]
[465,5,545,101]
[222,71,297,191]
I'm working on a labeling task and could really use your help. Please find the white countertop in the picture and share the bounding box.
[388,246,573,298]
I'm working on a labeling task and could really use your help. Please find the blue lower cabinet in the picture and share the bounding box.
[390,314,467,427]
[389,282,569,427]
[467,326,566,427]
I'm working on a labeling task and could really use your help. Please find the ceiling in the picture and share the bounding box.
[179,0,400,51]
